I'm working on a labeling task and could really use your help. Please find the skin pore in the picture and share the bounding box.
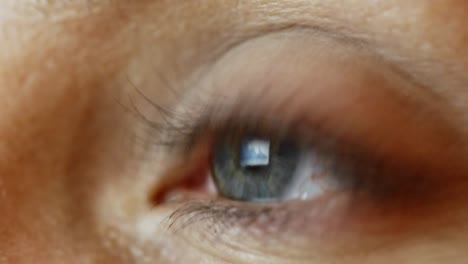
[1,0,468,263]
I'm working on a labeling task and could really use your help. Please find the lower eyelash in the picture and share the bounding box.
[163,143,445,234]
[164,195,357,245]
[161,138,436,236]
[163,184,439,243]
[130,89,456,238]
[168,200,299,228]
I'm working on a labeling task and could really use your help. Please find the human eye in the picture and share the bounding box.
[124,30,468,263]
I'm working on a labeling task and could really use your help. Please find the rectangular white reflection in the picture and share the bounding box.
[240,139,270,167]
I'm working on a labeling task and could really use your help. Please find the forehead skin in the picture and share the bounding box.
[0,0,467,263]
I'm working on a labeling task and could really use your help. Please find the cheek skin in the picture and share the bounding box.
[0,5,134,263]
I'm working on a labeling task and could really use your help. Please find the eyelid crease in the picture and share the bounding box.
[125,26,454,156]
[130,80,468,261]
[123,23,468,239]
[141,81,466,211]
[197,25,448,117]
[127,73,465,186]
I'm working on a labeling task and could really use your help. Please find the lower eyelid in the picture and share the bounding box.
[147,126,467,255]
[140,34,468,254]
[164,181,454,253]
[153,117,462,229]
[160,138,461,236]
[147,128,468,261]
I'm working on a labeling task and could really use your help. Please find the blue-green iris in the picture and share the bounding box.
[212,135,301,201]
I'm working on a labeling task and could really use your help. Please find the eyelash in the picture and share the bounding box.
[127,88,440,235]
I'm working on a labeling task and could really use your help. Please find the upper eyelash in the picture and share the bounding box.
[124,83,444,231]
[121,84,202,149]
[123,83,287,152]
[125,85,433,200]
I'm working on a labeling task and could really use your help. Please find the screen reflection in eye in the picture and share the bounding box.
[213,135,303,202]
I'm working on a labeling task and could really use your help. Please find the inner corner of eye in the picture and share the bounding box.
[149,142,218,205]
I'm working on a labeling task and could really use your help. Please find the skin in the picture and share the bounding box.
[1,0,468,263]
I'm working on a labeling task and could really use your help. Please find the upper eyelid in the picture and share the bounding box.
[125,28,444,153]
[122,17,460,174]
[116,2,447,125]
[186,26,442,117]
